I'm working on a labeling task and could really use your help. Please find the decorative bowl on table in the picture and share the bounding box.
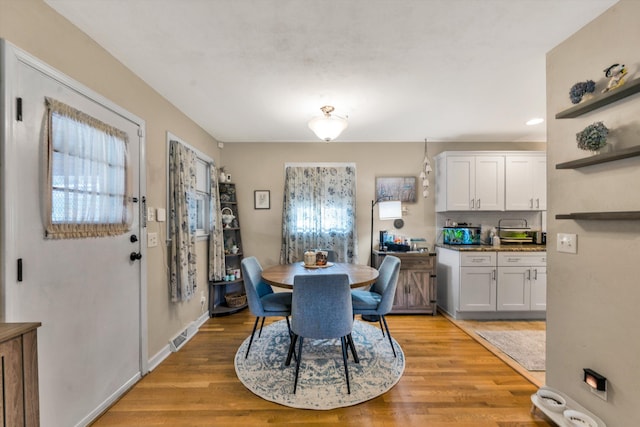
[535,388,566,413]
[563,409,597,427]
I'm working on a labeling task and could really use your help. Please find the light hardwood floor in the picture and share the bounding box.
[92,310,552,426]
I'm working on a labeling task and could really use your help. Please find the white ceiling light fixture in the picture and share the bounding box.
[526,117,544,126]
[308,105,348,142]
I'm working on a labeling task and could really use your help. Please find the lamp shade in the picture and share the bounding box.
[378,200,402,220]
[308,106,348,142]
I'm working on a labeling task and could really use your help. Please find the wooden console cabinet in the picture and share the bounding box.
[0,322,41,427]
[373,251,437,315]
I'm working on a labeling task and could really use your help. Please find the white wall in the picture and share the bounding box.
[546,1,640,425]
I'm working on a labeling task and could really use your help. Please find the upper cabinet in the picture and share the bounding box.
[505,154,547,210]
[435,153,504,212]
[435,151,546,212]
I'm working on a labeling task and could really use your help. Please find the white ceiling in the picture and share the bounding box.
[45,0,618,144]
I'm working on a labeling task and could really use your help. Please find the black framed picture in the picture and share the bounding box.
[375,176,417,203]
[254,190,270,209]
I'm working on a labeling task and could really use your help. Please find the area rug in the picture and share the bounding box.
[476,330,545,371]
[234,319,405,410]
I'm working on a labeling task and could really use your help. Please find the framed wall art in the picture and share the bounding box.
[254,190,270,209]
[375,176,416,203]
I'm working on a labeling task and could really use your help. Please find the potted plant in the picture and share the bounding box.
[576,121,609,152]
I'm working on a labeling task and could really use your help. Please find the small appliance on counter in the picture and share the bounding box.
[497,218,534,244]
[443,225,481,245]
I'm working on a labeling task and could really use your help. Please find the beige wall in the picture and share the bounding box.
[0,0,221,357]
[223,140,545,267]
[546,1,640,424]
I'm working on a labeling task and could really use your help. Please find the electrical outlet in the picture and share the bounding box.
[147,207,155,222]
[557,233,577,254]
[147,232,158,248]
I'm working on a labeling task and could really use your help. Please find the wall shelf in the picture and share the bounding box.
[555,77,640,119]
[556,211,640,220]
[555,144,640,169]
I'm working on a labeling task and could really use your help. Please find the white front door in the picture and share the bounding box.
[1,42,146,426]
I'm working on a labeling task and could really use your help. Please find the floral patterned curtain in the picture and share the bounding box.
[208,163,225,281]
[168,140,197,302]
[280,164,357,264]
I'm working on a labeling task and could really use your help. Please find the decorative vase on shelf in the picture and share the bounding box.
[219,170,227,183]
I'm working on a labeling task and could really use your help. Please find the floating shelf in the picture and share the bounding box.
[556,144,640,169]
[556,211,640,220]
[556,77,640,119]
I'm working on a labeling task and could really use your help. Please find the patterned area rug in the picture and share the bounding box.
[476,330,546,371]
[234,319,405,410]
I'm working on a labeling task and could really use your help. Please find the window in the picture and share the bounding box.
[167,134,212,240]
[45,97,130,239]
[194,158,210,237]
[281,163,357,263]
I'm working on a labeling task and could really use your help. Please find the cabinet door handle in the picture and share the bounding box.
[492,269,496,280]
[533,269,538,280]
[536,198,540,208]
[477,199,481,209]
[530,198,534,208]
[527,269,531,280]
[470,199,474,209]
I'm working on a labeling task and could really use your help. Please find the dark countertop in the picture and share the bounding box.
[435,244,547,252]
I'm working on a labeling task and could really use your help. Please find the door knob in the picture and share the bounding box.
[130,235,138,243]
[130,252,142,261]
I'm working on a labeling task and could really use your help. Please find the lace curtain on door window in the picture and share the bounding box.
[44,97,131,239]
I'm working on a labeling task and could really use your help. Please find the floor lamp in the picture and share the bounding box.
[370,199,403,267]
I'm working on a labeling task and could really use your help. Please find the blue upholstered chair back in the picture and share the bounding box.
[371,255,401,314]
[291,274,352,339]
[241,256,274,317]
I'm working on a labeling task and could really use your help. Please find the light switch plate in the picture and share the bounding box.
[557,233,577,254]
[156,208,166,222]
[147,207,155,222]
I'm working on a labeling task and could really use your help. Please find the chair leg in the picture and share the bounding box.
[378,317,385,337]
[380,315,397,358]
[258,317,267,337]
[340,336,351,394]
[293,336,304,394]
[285,333,298,366]
[245,316,261,359]
[346,333,359,363]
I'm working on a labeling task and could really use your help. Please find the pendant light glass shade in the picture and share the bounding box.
[308,105,348,142]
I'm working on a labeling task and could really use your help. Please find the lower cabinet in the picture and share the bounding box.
[497,253,547,311]
[0,323,40,427]
[436,247,546,319]
[374,251,437,314]
[459,252,497,311]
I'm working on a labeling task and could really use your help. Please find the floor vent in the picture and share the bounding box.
[169,321,198,352]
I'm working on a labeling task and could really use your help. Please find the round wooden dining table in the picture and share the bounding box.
[261,262,379,289]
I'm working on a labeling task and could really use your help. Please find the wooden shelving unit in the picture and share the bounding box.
[555,77,640,119]
[556,211,640,220]
[210,182,247,316]
[556,144,640,169]
[555,77,640,220]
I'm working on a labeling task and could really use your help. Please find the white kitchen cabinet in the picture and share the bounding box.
[436,247,546,320]
[505,154,546,210]
[497,252,546,311]
[435,153,504,211]
[459,252,497,311]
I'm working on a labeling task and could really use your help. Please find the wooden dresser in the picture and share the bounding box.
[0,323,41,426]
[373,251,437,315]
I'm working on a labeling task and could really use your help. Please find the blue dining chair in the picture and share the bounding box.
[241,257,292,359]
[285,273,355,394]
[351,255,401,357]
